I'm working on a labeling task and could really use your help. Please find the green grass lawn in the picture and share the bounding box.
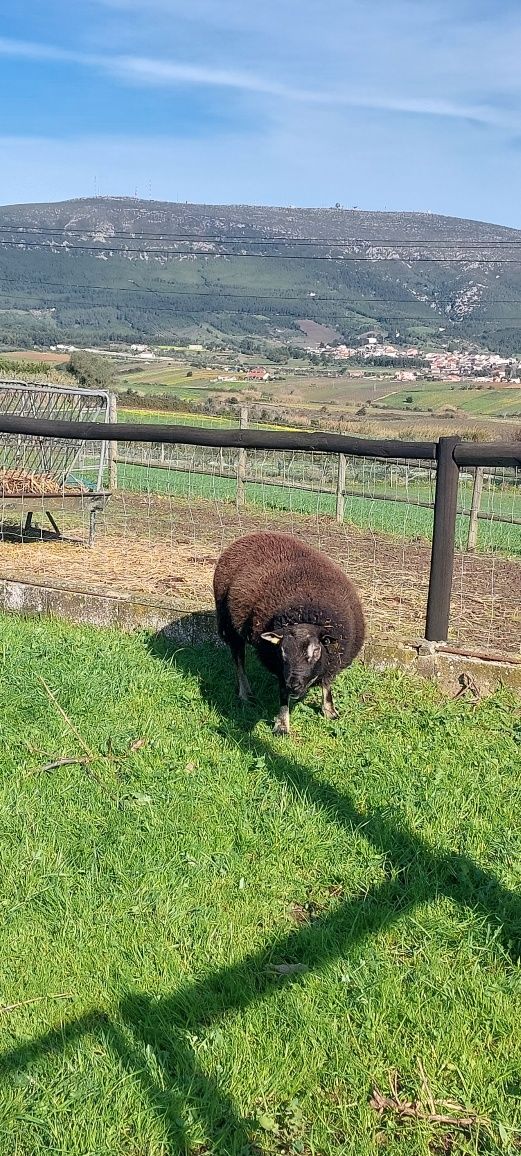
[0,614,520,1155]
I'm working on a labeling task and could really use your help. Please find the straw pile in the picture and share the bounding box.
[0,470,86,496]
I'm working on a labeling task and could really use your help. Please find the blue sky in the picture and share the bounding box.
[1,0,521,224]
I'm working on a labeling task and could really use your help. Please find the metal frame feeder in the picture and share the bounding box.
[0,380,111,546]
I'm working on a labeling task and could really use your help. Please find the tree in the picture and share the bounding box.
[68,351,115,390]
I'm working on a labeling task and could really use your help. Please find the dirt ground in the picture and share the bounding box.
[0,351,70,364]
[0,493,519,658]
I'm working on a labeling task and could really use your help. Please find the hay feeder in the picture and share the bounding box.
[0,380,111,545]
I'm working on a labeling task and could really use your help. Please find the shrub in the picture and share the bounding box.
[68,351,114,390]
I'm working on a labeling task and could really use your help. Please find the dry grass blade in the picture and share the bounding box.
[37,676,96,761]
[453,672,481,699]
[0,993,74,1015]
[369,1083,488,1131]
[36,676,111,792]
[129,738,147,752]
[40,756,92,773]
[418,1059,437,1117]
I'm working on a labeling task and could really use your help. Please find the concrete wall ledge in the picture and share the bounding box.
[2,577,520,697]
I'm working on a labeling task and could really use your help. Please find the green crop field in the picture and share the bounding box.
[114,365,226,396]
[113,363,404,407]
[0,614,520,1154]
[117,408,302,435]
[379,386,521,418]
[118,406,242,429]
[114,454,521,558]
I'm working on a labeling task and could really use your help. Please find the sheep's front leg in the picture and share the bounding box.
[273,679,290,735]
[322,680,339,720]
[230,636,254,702]
[226,628,255,698]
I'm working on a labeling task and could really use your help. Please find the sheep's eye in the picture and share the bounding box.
[323,636,331,646]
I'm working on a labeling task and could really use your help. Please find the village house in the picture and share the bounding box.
[246,366,271,381]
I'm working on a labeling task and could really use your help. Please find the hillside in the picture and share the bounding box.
[2,197,521,353]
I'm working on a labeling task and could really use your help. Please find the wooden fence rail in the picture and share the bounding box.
[0,409,519,646]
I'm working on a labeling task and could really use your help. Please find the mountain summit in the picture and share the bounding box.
[1,198,520,352]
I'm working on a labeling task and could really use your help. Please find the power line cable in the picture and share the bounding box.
[4,237,521,262]
[1,223,521,246]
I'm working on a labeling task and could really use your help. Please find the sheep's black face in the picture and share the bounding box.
[262,624,327,700]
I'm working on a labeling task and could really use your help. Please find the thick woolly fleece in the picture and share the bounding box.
[213,531,365,674]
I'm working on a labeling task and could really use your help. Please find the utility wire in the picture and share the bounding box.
[1,223,520,246]
[4,237,521,262]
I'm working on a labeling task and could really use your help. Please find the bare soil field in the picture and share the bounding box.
[296,319,341,345]
[0,493,518,657]
[1,350,70,363]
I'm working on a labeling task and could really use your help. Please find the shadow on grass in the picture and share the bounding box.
[1,633,519,1154]
[154,635,521,964]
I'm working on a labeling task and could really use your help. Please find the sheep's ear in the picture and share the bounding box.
[260,631,283,645]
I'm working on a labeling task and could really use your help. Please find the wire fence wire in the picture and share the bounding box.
[451,463,521,652]
[0,381,110,546]
[0,380,109,490]
[0,394,519,656]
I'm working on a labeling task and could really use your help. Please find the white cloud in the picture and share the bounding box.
[3,3,521,223]
[0,37,78,64]
[89,0,521,102]
[106,54,336,103]
[0,35,516,127]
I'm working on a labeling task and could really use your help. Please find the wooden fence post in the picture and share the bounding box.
[336,453,346,523]
[236,405,248,507]
[466,466,484,551]
[108,392,118,490]
[425,436,461,643]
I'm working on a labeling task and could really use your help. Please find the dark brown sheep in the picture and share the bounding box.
[213,531,365,734]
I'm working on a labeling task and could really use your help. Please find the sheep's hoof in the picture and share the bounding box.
[322,705,340,721]
[273,718,290,736]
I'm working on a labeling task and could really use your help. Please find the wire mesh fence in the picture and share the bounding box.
[0,381,110,545]
[451,463,520,651]
[113,422,519,556]
[0,380,109,489]
[0,390,519,657]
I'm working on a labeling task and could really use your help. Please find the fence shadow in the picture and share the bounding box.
[0,872,435,1155]
[150,633,521,963]
[2,635,519,1153]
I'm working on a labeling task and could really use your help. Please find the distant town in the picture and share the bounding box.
[326,339,521,383]
[49,337,521,386]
